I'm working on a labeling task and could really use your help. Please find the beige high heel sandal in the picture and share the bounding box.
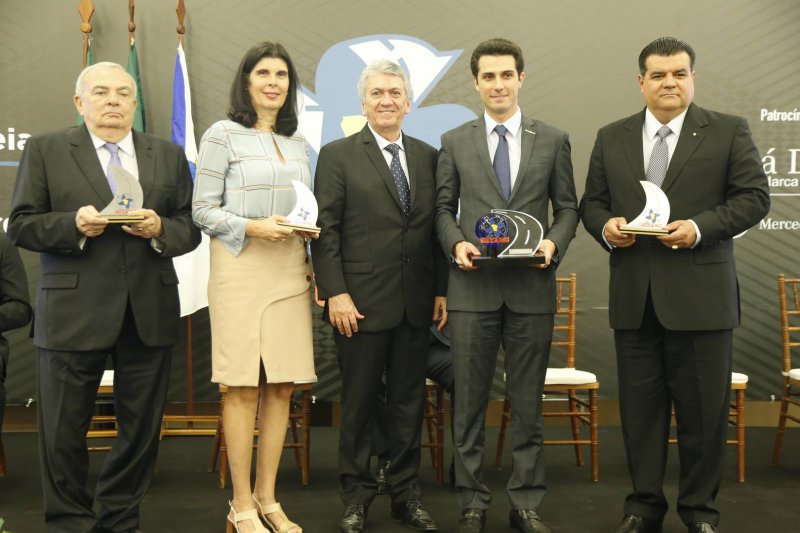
[253,496,301,533]
[226,500,270,533]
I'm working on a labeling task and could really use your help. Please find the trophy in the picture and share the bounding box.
[470,209,545,266]
[619,181,670,235]
[100,165,145,223]
[276,180,320,234]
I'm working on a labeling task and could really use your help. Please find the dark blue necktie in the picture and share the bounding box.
[493,125,511,202]
[385,143,410,216]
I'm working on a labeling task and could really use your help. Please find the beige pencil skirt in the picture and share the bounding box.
[208,236,317,386]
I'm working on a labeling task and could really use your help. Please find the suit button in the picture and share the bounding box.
[120,268,127,274]
[305,275,311,281]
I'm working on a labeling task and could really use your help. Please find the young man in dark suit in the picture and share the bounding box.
[9,62,200,532]
[579,37,770,533]
[435,38,579,533]
[311,59,448,533]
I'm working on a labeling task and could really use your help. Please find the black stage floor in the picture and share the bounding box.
[1,427,798,532]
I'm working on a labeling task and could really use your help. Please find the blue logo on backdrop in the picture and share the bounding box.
[297,35,476,171]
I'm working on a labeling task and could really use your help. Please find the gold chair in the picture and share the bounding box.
[772,273,800,464]
[495,273,600,481]
[208,382,313,488]
[667,372,748,482]
[86,370,117,452]
[421,379,446,484]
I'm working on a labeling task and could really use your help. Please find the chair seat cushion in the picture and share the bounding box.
[100,370,114,387]
[545,367,597,385]
[731,372,749,384]
[788,368,800,381]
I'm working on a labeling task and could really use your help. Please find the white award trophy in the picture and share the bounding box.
[276,180,320,234]
[619,181,670,235]
[100,165,145,223]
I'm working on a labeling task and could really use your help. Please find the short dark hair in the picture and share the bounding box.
[470,38,524,78]
[228,41,299,136]
[638,37,696,75]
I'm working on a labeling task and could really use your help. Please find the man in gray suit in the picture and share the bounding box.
[312,59,447,533]
[9,62,200,532]
[435,38,578,533]
[580,37,769,533]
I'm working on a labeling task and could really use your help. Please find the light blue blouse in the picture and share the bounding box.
[192,120,312,256]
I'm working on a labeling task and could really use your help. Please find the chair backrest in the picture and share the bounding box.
[778,273,800,373]
[550,273,577,369]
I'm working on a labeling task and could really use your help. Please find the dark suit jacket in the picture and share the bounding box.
[311,125,447,332]
[435,114,579,314]
[579,104,770,331]
[8,125,201,351]
[0,231,32,370]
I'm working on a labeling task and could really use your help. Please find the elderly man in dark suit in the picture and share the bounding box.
[9,62,200,533]
[436,38,579,533]
[579,37,770,533]
[311,59,447,533]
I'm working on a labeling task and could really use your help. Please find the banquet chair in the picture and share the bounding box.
[668,372,748,482]
[495,273,600,481]
[421,379,446,484]
[86,370,117,452]
[772,273,800,464]
[208,382,313,487]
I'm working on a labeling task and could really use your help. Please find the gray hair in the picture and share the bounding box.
[75,62,137,98]
[357,59,413,103]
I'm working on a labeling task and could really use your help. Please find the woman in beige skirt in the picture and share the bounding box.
[193,42,316,533]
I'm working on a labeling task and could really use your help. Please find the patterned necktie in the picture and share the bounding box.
[646,125,672,188]
[385,143,411,216]
[493,125,511,202]
[104,142,122,196]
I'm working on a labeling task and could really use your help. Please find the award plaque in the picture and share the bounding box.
[469,209,545,266]
[276,180,321,234]
[100,166,145,223]
[619,181,670,235]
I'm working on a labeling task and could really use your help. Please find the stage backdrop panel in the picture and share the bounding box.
[0,0,797,404]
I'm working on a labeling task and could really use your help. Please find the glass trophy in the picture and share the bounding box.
[100,165,145,223]
[619,181,670,235]
[470,209,545,266]
[276,180,320,234]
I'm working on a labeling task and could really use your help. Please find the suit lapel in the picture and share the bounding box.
[133,131,156,206]
[662,104,707,192]
[360,126,405,214]
[404,136,419,211]
[509,115,538,202]
[621,110,647,185]
[470,117,505,200]
[68,126,113,204]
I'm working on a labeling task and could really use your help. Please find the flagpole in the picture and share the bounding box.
[161,0,216,437]
[128,0,136,46]
[175,0,193,423]
[77,0,94,68]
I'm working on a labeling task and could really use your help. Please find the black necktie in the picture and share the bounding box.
[385,143,410,216]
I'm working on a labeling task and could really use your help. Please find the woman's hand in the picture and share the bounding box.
[245,215,295,242]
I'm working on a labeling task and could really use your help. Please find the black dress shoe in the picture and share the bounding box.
[688,523,717,533]
[457,508,486,533]
[509,509,551,533]
[376,458,390,495]
[613,514,662,533]
[390,500,438,531]
[339,504,368,533]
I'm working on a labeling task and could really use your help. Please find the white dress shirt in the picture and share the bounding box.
[368,123,409,185]
[484,108,522,188]
[88,130,139,181]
